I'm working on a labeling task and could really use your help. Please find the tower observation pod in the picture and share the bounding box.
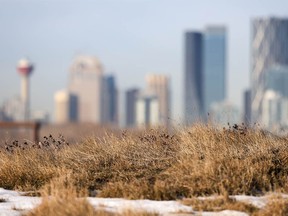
[17,58,34,121]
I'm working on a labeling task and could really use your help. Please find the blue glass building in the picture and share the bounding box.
[103,75,118,125]
[184,32,204,124]
[203,27,226,116]
[184,27,226,125]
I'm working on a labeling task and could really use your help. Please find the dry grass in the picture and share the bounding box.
[182,193,258,214]
[1,124,288,200]
[26,176,157,216]
[252,195,288,216]
[183,194,288,215]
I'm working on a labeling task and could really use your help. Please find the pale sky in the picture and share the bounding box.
[0,0,287,123]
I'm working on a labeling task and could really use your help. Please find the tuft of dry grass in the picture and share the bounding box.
[182,194,258,214]
[252,195,288,216]
[26,176,158,216]
[1,124,288,200]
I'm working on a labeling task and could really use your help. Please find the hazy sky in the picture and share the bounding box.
[0,0,287,122]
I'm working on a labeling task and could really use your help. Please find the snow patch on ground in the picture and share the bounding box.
[0,188,287,216]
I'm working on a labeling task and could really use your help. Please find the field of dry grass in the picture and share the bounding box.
[1,123,288,214]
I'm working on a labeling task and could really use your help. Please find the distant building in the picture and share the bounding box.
[209,101,240,126]
[145,74,170,127]
[251,17,288,123]
[260,65,288,129]
[102,75,118,125]
[184,32,204,124]
[1,96,24,121]
[31,111,50,124]
[184,26,227,125]
[203,26,226,116]
[0,107,12,121]
[17,58,34,120]
[125,88,139,127]
[261,90,288,129]
[54,90,78,124]
[264,65,288,97]
[136,93,159,128]
[68,55,103,123]
[243,89,252,125]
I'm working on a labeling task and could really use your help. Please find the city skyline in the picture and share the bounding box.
[1,0,288,123]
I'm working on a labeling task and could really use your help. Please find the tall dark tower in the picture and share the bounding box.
[184,32,204,125]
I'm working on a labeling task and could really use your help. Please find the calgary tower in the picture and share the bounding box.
[17,58,34,120]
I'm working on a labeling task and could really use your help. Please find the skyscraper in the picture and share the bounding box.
[184,27,226,125]
[102,75,118,125]
[203,26,226,115]
[145,74,170,127]
[184,32,204,124]
[68,55,103,123]
[125,88,139,127]
[251,17,288,123]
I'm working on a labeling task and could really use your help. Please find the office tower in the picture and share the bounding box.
[251,17,288,123]
[145,74,170,127]
[17,58,34,120]
[54,90,78,124]
[243,89,252,125]
[204,26,226,115]
[184,32,204,124]
[125,88,139,127]
[264,65,288,97]
[102,75,118,125]
[184,26,227,125]
[136,93,159,127]
[68,55,103,123]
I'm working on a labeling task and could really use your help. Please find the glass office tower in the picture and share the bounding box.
[251,17,288,123]
[204,26,226,116]
[184,32,204,125]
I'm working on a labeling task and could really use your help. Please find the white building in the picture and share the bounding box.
[145,74,170,127]
[1,96,24,121]
[209,101,240,126]
[54,90,77,124]
[261,90,288,130]
[68,56,104,123]
[136,93,159,128]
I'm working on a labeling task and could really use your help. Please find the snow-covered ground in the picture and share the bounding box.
[0,188,285,216]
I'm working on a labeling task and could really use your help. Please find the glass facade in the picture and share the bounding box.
[102,75,118,125]
[264,65,288,97]
[251,17,288,123]
[184,32,203,124]
[203,27,226,115]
